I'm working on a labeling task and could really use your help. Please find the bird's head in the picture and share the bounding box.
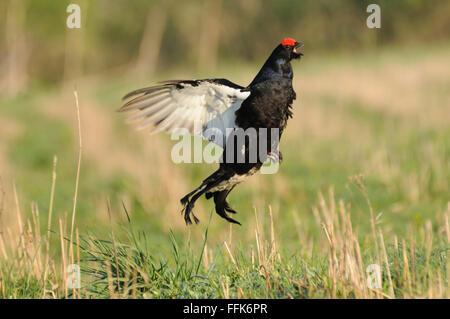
[249,37,304,86]
[280,38,304,61]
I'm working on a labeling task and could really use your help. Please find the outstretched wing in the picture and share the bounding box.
[119,79,250,147]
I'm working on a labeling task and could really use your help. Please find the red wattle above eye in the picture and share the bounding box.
[281,38,296,46]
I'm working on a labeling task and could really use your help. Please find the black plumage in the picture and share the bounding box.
[119,38,303,225]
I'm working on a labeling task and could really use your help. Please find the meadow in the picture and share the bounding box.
[0,43,449,298]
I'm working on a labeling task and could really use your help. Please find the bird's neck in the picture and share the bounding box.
[249,56,293,87]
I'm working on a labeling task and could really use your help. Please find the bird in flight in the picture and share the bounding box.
[119,38,303,225]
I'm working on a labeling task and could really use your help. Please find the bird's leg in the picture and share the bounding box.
[180,187,201,206]
[213,190,241,225]
[222,187,237,214]
[180,168,235,225]
[181,200,200,225]
[180,176,227,225]
[181,186,206,225]
[224,201,237,214]
[180,185,206,224]
[267,150,283,163]
[267,136,283,163]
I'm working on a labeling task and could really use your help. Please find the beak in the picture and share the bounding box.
[293,41,304,54]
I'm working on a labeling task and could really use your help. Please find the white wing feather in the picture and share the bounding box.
[119,79,250,147]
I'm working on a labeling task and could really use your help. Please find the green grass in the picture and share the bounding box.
[75,223,448,299]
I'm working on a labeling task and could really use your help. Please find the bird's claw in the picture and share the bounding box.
[181,201,200,225]
[267,150,283,163]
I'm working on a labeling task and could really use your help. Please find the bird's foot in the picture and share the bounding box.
[181,200,200,225]
[180,194,190,206]
[216,206,241,225]
[224,201,237,214]
[223,214,241,225]
[267,150,283,163]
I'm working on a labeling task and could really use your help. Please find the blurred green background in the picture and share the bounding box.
[1,0,449,86]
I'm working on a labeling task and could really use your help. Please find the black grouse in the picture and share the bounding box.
[119,38,303,225]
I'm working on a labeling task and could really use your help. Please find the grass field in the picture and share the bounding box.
[0,44,449,298]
